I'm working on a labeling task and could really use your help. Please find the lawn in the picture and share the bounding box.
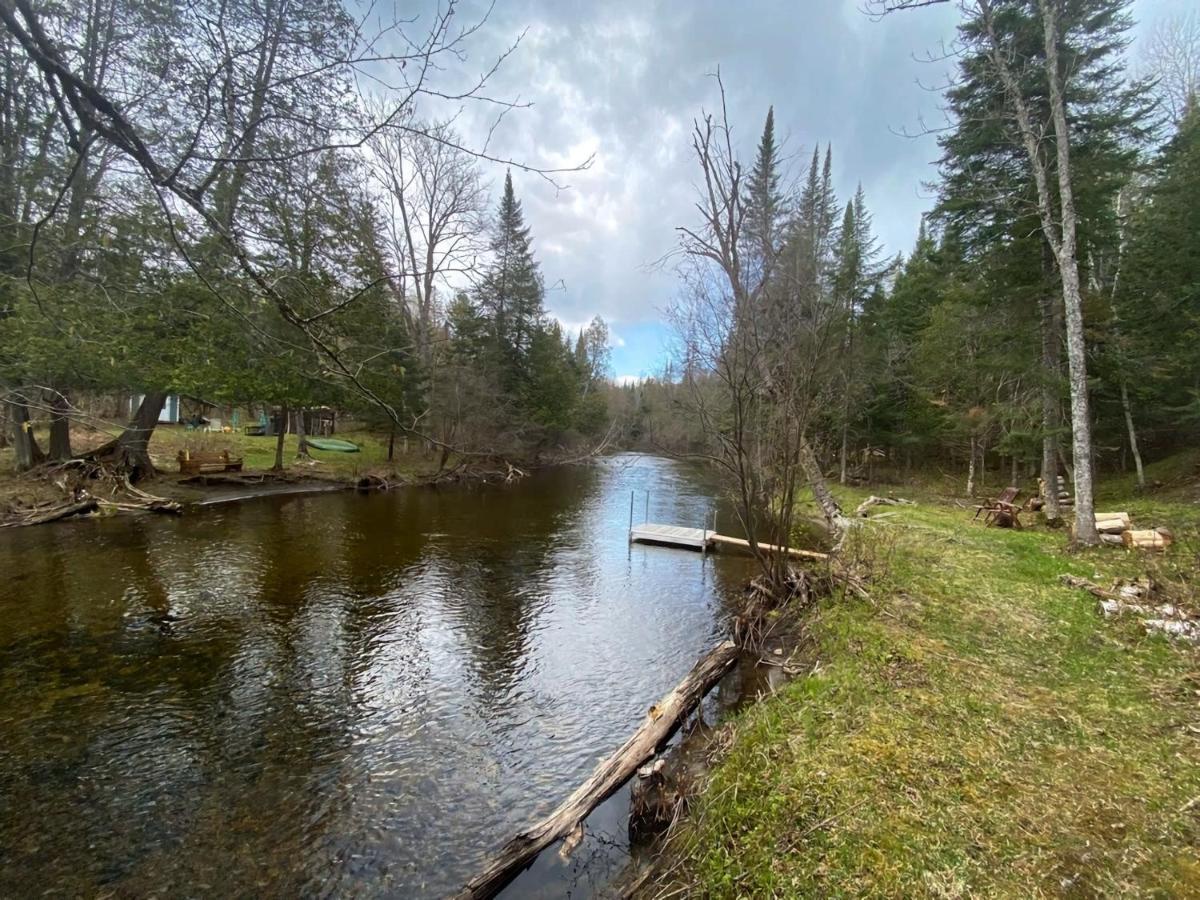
[653,456,1200,898]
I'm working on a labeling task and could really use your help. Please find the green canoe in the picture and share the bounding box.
[305,437,360,453]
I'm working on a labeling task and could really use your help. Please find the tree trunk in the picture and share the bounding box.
[387,425,396,462]
[1038,260,1063,524]
[48,390,72,461]
[979,0,1097,544]
[9,400,44,470]
[1039,0,1098,545]
[798,436,848,537]
[273,405,288,471]
[294,407,310,458]
[113,392,166,481]
[838,422,848,485]
[1120,380,1145,490]
[967,434,976,497]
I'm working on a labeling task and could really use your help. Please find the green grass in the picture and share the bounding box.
[0,424,442,482]
[657,462,1200,898]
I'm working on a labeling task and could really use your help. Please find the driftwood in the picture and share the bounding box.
[0,497,98,527]
[854,495,915,518]
[454,640,739,900]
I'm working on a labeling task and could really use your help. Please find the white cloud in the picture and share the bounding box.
[412,0,971,371]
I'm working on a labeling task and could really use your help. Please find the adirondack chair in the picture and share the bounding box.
[973,486,1023,528]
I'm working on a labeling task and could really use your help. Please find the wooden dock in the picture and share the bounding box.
[630,523,828,561]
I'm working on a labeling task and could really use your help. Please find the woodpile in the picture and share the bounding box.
[1069,511,1173,551]
[1060,574,1198,643]
[1040,474,1074,509]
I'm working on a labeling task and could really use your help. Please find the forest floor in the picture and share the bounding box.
[648,452,1200,898]
[0,424,451,516]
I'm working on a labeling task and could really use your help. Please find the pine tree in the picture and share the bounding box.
[744,107,786,272]
[1116,106,1200,439]
[475,171,545,389]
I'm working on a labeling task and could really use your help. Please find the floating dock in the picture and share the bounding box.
[629,522,828,560]
[629,523,712,550]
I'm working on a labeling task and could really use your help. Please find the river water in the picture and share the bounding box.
[0,454,756,897]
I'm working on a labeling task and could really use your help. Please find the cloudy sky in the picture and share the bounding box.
[415,0,1189,381]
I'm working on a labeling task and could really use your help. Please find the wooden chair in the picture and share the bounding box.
[973,486,1023,528]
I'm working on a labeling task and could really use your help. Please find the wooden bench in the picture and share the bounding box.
[177,449,244,475]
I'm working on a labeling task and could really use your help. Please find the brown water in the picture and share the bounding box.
[0,454,755,898]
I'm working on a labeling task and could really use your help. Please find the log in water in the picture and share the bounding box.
[457,640,739,899]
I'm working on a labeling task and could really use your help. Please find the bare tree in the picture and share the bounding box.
[368,118,487,371]
[1143,11,1200,128]
[672,79,849,591]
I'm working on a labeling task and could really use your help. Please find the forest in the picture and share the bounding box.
[607,0,1200,561]
[0,0,611,495]
[1,0,1197,552]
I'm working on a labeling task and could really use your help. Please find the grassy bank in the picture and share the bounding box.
[0,424,446,513]
[654,458,1200,897]
[0,423,438,480]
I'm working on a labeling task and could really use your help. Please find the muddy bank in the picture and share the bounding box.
[0,457,561,528]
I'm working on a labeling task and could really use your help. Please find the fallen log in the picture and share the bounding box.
[454,640,739,900]
[0,497,98,528]
[1060,574,1121,601]
[854,495,916,518]
[1060,574,1155,603]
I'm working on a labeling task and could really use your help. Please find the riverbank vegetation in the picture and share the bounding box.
[612,0,1199,566]
[0,0,610,511]
[642,456,1200,897]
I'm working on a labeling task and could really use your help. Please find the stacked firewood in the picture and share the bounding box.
[1089,511,1173,549]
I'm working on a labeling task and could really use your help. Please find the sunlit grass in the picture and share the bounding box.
[0,424,442,482]
[658,460,1200,898]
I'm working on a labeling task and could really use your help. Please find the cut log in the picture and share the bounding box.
[454,641,739,900]
[1123,529,1172,551]
[1094,511,1130,528]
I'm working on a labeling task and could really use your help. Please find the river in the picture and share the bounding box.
[0,454,757,897]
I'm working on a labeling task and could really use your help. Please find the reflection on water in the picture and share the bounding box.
[0,455,753,897]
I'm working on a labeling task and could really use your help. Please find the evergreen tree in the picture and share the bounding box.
[743,107,786,272]
[1116,106,1200,439]
[475,171,545,389]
